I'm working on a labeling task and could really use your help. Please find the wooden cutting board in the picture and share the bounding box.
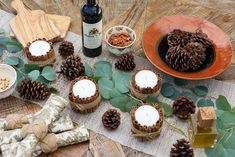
[10,0,71,47]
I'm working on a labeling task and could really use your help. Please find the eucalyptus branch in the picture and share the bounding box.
[127,93,144,104]
[164,119,188,138]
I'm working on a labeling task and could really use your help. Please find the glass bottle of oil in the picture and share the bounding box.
[188,106,218,148]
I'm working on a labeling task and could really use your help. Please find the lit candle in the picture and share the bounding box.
[29,40,51,56]
[135,70,158,88]
[135,104,159,126]
[72,79,96,98]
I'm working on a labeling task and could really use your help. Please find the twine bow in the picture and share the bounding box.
[21,120,58,153]
[5,114,24,129]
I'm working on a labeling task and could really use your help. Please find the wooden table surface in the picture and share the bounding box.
[0,0,234,157]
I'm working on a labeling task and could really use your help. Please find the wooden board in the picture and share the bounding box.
[10,0,71,46]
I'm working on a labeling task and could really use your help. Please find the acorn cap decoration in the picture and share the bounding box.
[167,29,192,47]
[191,29,213,48]
[115,53,136,71]
[18,79,49,100]
[59,41,74,58]
[58,55,85,80]
[170,139,194,157]
[173,96,196,119]
[102,109,121,130]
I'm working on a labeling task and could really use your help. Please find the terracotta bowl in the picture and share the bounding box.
[142,15,233,80]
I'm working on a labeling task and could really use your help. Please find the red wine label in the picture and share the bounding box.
[83,20,102,49]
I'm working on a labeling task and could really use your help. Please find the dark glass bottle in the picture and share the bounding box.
[81,0,102,57]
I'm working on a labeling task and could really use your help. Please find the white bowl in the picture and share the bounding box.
[105,25,136,56]
[0,64,17,99]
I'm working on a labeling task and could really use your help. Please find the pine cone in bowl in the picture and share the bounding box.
[191,29,213,48]
[167,29,192,47]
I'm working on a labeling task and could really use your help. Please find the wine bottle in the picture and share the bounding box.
[81,0,102,57]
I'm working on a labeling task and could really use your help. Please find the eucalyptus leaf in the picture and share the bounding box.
[219,111,235,130]
[216,95,231,111]
[125,99,139,113]
[98,78,114,99]
[37,75,49,85]
[110,95,130,112]
[109,88,122,98]
[0,28,5,34]
[205,130,235,157]
[16,58,25,70]
[161,83,175,97]
[0,37,10,45]
[197,99,214,107]
[4,56,19,66]
[112,71,131,93]
[191,85,208,97]
[174,78,187,86]
[84,62,93,77]
[5,41,22,53]
[24,64,40,73]
[179,91,198,102]
[146,96,173,117]
[94,61,112,79]
[28,70,40,81]
[16,68,26,83]
[41,66,56,81]
[0,47,3,57]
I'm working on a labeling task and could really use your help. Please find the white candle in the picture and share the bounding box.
[135,70,158,88]
[135,105,159,127]
[72,79,96,98]
[29,40,51,56]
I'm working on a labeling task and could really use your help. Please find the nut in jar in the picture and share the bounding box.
[0,78,10,91]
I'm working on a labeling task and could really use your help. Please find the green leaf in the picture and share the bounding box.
[0,28,5,34]
[191,85,208,97]
[5,40,22,53]
[110,95,130,112]
[161,83,175,97]
[94,61,112,79]
[84,62,93,77]
[28,70,40,81]
[205,130,235,157]
[216,95,231,111]
[219,111,235,130]
[146,96,173,117]
[197,99,214,107]
[174,78,187,86]
[98,78,114,99]
[0,37,10,45]
[179,91,198,102]
[125,99,139,113]
[24,64,40,73]
[112,71,131,93]
[41,66,56,81]
[109,88,122,98]
[4,56,19,65]
[0,47,3,57]
[16,68,26,83]
[36,75,49,85]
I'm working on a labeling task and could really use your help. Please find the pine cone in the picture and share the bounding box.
[102,109,121,130]
[165,46,191,71]
[191,29,213,48]
[173,96,196,119]
[58,55,85,80]
[170,139,194,157]
[184,42,206,71]
[18,79,49,100]
[167,29,192,47]
[115,53,136,71]
[59,41,74,58]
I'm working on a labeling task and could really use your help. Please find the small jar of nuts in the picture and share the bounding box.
[105,25,136,56]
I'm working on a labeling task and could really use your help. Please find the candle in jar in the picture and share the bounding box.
[135,105,159,126]
[73,79,96,98]
[135,70,158,88]
[29,40,51,56]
